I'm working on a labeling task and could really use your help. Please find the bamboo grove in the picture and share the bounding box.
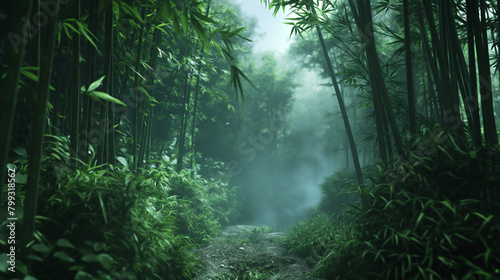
[0,0,251,270]
[262,1,500,278]
[263,0,499,177]
[1,0,500,278]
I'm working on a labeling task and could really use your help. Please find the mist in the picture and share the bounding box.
[233,55,342,229]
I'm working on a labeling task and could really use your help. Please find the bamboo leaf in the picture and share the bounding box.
[13,147,27,157]
[120,2,143,23]
[191,10,217,24]
[74,20,98,50]
[97,254,114,270]
[21,70,38,83]
[93,242,106,252]
[173,11,180,34]
[117,156,128,167]
[81,253,98,262]
[54,251,75,262]
[63,21,79,34]
[97,192,108,224]
[87,91,127,106]
[160,1,174,21]
[191,17,209,44]
[62,24,72,40]
[182,9,188,35]
[56,239,75,248]
[32,243,50,253]
[84,76,105,92]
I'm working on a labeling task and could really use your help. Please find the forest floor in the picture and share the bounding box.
[193,225,313,280]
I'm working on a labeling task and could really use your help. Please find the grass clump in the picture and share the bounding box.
[240,225,273,244]
[282,212,357,279]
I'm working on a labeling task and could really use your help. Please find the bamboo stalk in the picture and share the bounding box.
[70,0,81,166]
[0,0,34,203]
[309,3,363,187]
[22,0,59,265]
[404,0,416,140]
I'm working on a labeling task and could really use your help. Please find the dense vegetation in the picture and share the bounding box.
[3,137,238,279]
[271,0,500,279]
[1,0,253,278]
[284,135,500,279]
[1,0,500,279]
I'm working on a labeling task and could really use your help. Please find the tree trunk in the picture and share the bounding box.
[139,27,161,168]
[0,0,34,203]
[422,0,465,140]
[21,0,59,265]
[348,0,403,160]
[132,12,146,170]
[404,0,416,140]
[476,0,498,145]
[177,70,193,172]
[314,21,363,187]
[70,0,81,166]
[190,75,201,176]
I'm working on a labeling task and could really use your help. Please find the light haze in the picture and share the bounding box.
[232,0,293,54]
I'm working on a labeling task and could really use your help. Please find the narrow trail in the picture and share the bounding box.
[194,225,313,280]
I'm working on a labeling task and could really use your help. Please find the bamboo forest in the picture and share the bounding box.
[1,0,500,279]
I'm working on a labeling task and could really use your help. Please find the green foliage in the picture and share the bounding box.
[287,134,500,279]
[348,136,500,279]
[0,136,239,280]
[318,169,358,215]
[240,225,273,244]
[81,76,127,106]
[282,213,357,279]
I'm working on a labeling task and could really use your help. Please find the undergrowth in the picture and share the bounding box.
[0,135,239,280]
[240,225,273,244]
[317,169,358,215]
[284,132,500,280]
[282,212,358,278]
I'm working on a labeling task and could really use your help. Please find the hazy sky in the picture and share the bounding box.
[232,0,294,54]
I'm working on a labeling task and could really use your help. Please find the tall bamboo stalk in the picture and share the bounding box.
[132,12,146,170]
[348,0,403,159]
[446,1,481,147]
[138,27,161,168]
[189,2,211,176]
[422,0,465,140]
[177,68,193,172]
[21,0,59,265]
[0,0,34,203]
[70,0,81,166]
[404,0,416,140]
[97,0,114,164]
[310,4,363,187]
[476,0,498,145]
[82,0,97,163]
[190,75,201,175]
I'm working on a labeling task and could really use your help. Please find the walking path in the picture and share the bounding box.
[194,225,313,280]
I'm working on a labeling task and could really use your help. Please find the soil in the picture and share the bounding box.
[193,225,313,280]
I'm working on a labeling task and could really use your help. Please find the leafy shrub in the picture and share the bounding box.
[318,169,358,215]
[282,212,357,278]
[350,134,500,279]
[286,133,500,279]
[0,136,239,280]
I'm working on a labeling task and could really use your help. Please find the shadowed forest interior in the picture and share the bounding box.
[1,0,500,279]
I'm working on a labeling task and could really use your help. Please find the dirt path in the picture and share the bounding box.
[193,225,313,280]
